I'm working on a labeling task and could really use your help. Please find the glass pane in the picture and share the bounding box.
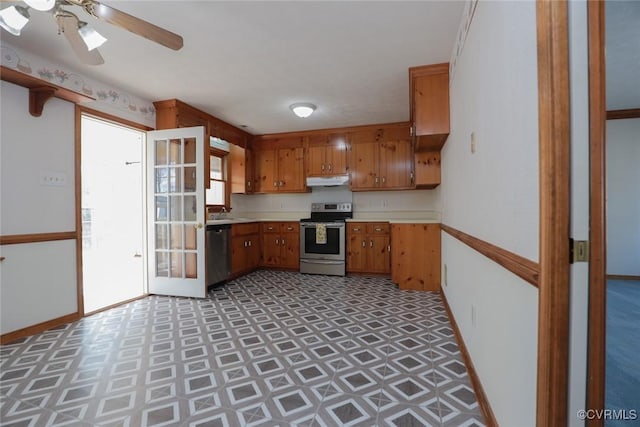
[155,139,167,165]
[185,253,197,279]
[184,167,196,193]
[210,155,223,180]
[169,139,181,165]
[185,225,196,250]
[206,181,225,205]
[170,224,183,249]
[156,252,169,277]
[170,196,182,221]
[184,138,196,164]
[155,168,168,193]
[155,196,168,221]
[156,224,168,249]
[169,167,181,192]
[184,195,197,221]
[170,252,183,278]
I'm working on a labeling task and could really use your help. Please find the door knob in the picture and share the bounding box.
[194,223,203,229]
[133,253,142,258]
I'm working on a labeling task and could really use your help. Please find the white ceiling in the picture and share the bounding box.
[1,1,465,134]
[606,0,640,110]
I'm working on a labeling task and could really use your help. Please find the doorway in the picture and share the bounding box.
[80,113,146,313]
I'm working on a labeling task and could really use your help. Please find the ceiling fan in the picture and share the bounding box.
[0,0,183,65]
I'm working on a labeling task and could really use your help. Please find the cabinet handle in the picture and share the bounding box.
[353,227,361,232]
[328,163,332,172]
[279,180,285,187]
[287,226,293,231]
[244,240,248,247]
[273,181,278,187]
[362,240,366,248]
[370,240,373,247]
[375,227,383,232]
[374,176,379,184]
[322,164,325,172]
[268,226,274,231]
[248,240,252,247]
[275,239,279,245]
[410,171,414,185]
[247,181,252,188]
[382,176,386,184]
[388,245,391,252]
[282,239,286,245]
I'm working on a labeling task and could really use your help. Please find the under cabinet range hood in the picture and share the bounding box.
[306,175,350,187]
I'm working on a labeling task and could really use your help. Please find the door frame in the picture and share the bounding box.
[74,106,152,316]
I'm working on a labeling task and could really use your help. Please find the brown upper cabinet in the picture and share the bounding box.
[229,144,253,194]
[349,125,413,191]
[253,136,306,193]
[409,63,450,151]
[306,133,348,177]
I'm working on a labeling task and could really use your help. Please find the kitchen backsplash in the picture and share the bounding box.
[231,187,441,219]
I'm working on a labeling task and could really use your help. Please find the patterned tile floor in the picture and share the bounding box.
[1,270,485,427]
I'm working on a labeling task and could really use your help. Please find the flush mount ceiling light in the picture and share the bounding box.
[290,103,317,118]
[0,6,30,36]
[0,0,183,66]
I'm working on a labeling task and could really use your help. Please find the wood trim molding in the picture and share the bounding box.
[75,106,85,317]
[536,1,572,425]
[606,108,640,120]
[1,312,80,345]
[1,65,95,116]
[77,105,153,131]
[606,274,640,281]
[441,291,498,427]
[586,2,607,425]
[254,121,411,141]
[440,224,539,287]
[0,231,77,245]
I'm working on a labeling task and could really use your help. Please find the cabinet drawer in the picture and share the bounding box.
[347,223,367,234]
[233,223,260,236]
[281,222,299,233]
[262,222,281,233]
[367,223,390,234]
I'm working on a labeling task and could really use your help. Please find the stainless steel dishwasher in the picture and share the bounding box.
[206,224,231,286]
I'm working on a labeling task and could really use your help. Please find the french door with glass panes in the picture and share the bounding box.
[147,127,206,298]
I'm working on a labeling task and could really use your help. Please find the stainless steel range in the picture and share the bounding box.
[299,202,352,276]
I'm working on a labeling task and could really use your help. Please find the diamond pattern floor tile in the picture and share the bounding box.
[1,270,484,426]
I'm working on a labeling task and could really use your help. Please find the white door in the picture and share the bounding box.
[147,126,206,298]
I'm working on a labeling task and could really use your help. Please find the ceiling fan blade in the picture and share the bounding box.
[60,15,104,65]
[87,1,183,51]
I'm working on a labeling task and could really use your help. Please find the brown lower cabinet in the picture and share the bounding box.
[346,222,390,274]
[261,222,300,269]
[391,223,441,291]
[231,223,260,275]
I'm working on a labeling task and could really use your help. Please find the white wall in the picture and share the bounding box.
[0,81,78,334]
[606,118,640,276]
[441,1,539,425]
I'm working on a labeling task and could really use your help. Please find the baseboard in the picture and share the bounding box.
[441,291,498,427]
[606,274,640,281]
[1,312,80,345]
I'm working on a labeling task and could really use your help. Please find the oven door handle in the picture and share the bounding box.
[300,259,345,265]
[300,223,345,228]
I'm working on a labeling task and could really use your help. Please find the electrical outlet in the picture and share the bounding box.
[470,132,477,154]
[40,171,67,187]
[471,305,477,327]
[444,264,448,287]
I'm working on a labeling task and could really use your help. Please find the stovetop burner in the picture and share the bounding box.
[302,202,353,222]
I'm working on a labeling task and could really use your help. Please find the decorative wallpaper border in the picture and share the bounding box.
[450,0,479,83]
[0,42,156,126]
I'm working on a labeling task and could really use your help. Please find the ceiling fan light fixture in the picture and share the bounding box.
[0,5,30,36]
[77,22,107,51]
[23,0,55,12]
[290,103,316,118]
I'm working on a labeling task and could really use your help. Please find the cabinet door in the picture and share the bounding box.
[367,234,390,274]
[391,224,440,291]
[346,224,367,272]
[229,144,247,194]
[349,141,379,190]
[326,133,348,175]
[245,148,254,193]
[231,236,247,275]
[414,72,450,136]
[247,234,260,269]
[380,138,413,189]
[254,150,277,193]
[307,144,327,177]
[415,151,441,188]
[278,147,305,192]
[281,226,300,269]
[261,233,281,266]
